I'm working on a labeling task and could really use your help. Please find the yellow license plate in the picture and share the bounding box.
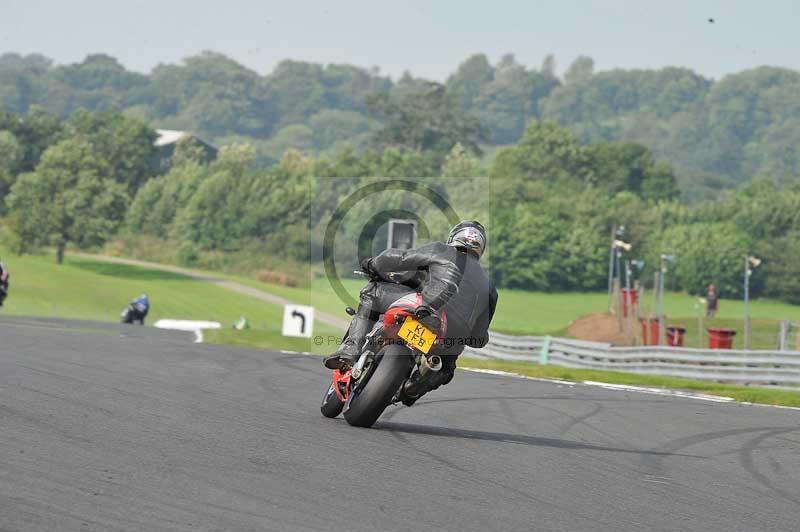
[397,317,437,354]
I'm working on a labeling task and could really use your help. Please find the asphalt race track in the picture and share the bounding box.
[1,316,799,532]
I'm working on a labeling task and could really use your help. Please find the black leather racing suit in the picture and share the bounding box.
[0,262,8,306]
[346,242,498,391]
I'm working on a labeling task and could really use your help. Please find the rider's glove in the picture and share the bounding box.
[360,257,380,280]
[414,305,440,331]
[414,305,434,318]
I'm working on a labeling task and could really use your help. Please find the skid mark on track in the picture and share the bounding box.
[738,428,800,507]
[640,425,798,478]
[556,402,604,437]
[498,398,528,432]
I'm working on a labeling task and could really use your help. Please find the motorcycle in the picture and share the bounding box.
[120,302,148,325]
[0,269,8,307]
[321,272,447,428]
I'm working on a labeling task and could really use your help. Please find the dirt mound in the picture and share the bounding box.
[565,312,634,346]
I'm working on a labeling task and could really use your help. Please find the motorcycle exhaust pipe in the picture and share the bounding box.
[418,354,442,376]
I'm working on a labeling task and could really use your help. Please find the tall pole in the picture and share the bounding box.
[652,271,659,316]
[744,255,750,350]
[607,226,616,311]
[658,256,666,345]
[625,261,632,292]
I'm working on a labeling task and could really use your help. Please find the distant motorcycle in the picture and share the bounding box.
[0,264,9,307]
[121,294,149,325]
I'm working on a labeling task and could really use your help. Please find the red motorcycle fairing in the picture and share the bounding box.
[382,292,447,338]
[332,367,352,402]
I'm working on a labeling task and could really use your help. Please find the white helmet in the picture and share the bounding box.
[446,220,487,258]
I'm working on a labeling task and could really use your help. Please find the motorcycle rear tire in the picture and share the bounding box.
[343,344,413,428]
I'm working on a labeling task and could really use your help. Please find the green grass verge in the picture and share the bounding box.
[203,329,319,353]
[219,275,800,339]
[0,247,331,333]
[459,358,800,407]
[203,323,341,355]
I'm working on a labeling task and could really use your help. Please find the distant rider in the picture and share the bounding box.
[0,258,8,306]
[131,293,150,324]
[323,221,498,404]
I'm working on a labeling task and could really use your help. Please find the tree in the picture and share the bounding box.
[366,82,486,155]
[446,54,494,111]
[758,231,800,303]
[585,142,679,200]
[126,160,209,238]
[6,138,128,262]
[0,53,60,113]
[0,106,64,173]
[490,120,588,185]
[564,56,594,85]
[487,182,613,291]
[646,222,751,297]
[540,54,556,77]
[173,146,309,253]
[53,53,148,112]
[258,124,315,165]
[145,52,274,138]
[308,109,378,151]
[442,143,482,178]
[0,130,23,209]
[471,54,560,144]
[67,109,158,193]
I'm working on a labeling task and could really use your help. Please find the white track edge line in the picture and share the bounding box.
[459,367,800,411]
[271,351,800,412]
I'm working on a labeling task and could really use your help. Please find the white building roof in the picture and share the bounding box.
[154,129,189,147]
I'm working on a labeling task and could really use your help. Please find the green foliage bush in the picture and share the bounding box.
[176,242,199,267]
[645,222,751,297]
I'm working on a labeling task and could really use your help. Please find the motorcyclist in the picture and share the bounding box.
[131,293,150,324]
[323,221,498,404]
[0,258,8,307]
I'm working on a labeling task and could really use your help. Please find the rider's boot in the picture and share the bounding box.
[400,364,456,406]
[323,314,373,370]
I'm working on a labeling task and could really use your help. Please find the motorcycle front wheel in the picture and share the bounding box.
[320,382,345,418]
[343,343,413,428]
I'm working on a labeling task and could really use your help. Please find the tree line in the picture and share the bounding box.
[2,51,800,199]
[2,103,800,304]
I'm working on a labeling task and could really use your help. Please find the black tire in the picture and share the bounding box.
[343,344,413,428]
[320,382,345,418]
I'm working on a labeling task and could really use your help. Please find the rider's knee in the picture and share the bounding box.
[356,283,384,321]
[359,281,379,299]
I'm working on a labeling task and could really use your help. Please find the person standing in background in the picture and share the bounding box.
[0,258,8,306]
[706,284,719,318]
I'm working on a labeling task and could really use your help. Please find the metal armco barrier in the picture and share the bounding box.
[464,331,800,386]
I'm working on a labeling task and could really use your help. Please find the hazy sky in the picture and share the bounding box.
[1,0,798,80]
